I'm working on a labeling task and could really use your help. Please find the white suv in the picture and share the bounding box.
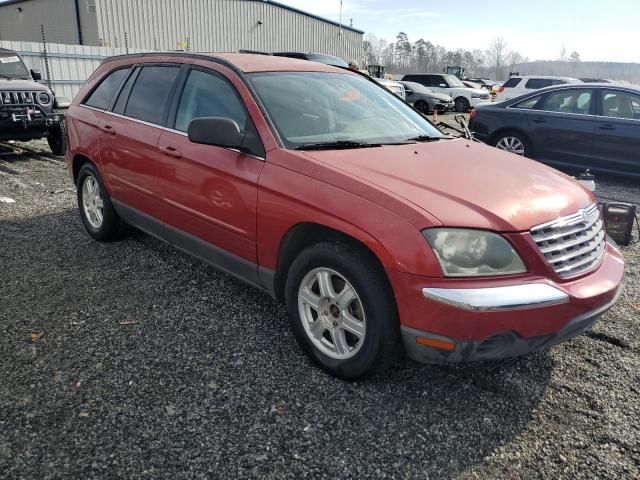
[401,73,490,112]
[495,75,581,102]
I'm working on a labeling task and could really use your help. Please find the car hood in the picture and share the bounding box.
[0,79,49,91]
[301,139,593,231]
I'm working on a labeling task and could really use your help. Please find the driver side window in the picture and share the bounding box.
[174,69,247,133]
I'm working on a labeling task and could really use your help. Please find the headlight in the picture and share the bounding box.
[423,228,526,277]
[38,92,51,105]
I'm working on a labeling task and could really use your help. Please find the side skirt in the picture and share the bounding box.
[112,199,277,298]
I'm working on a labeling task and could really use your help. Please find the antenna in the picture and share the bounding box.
[339,0,343,36]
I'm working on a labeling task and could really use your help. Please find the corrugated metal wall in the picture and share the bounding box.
[0,40,147,99]
[94,0,363,63]
[0,0,99,46]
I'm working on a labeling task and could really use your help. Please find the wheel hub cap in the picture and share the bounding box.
[297,267,367,360]
[82,175,104,229]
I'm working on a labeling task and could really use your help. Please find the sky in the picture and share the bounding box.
[279,0,640,63]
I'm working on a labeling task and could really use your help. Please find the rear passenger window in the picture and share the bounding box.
[124,66,180,125]
[84,68,129,110]
[174,69,247,133]
[502,77,522,88]
[540,89,593,114]
[525,78,554,89]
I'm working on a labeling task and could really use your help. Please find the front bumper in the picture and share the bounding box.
[388,240,624,364]
[0,107,63,141]
[402,285,621,363]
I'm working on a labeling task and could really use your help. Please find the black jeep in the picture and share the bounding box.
[0,48,69,155]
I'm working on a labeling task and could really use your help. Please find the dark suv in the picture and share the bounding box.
[0,48,69,155]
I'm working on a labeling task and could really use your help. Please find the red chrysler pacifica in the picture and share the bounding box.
[65,53,624,379]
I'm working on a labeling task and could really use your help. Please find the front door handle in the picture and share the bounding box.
[159,145,182,159]
[532,117,547,124]
[598,124,615,131]
[100,124,116,135]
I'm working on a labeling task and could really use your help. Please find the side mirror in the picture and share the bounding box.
[188,117,243,148]
[439,83,448,88]
[31,69,42,81]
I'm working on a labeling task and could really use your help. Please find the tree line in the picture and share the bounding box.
[362,33,526,81]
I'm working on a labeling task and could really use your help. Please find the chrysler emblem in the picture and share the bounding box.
[580,209,589,223]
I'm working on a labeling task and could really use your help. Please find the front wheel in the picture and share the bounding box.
[414,100,430,115]
[285,242,403,380]
[454,97,471,113]
[47,120,67,156]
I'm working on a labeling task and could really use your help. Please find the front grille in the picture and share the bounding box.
[0,90,46,106]
[530,203,606,277]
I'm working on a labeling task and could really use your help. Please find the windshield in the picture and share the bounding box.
[443,74,465,88]
[0,53,30,79]
[249,72,444,148]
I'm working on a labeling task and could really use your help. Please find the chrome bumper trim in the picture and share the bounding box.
[421,284,569,312]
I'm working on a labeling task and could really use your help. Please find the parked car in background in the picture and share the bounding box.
[469,83,640,177]
[466,78,497,91]
[65,53,623,379]
[401,73,490,112]
[495,75,580,102]
[272,51,348,68]
[462,80,483,90]
[374,78,406,100]
[400,81,454,114]
[0,47,69,155]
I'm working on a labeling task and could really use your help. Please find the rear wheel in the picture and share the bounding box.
[76,163,127,241]
[493,131,532,158]
[454,96,470,113]
[285,242,403,380]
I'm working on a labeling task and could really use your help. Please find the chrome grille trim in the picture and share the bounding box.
[531,204,606,277]
[0,90,41,106]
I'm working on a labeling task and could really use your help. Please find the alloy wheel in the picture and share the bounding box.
[297,267,367,360]
[82,175,104,229]
[495,136,525,156]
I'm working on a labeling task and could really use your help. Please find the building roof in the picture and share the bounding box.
[0,0,365,34]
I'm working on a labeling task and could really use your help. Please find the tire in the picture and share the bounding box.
[76,163,127,242]
[47,115,67,156]
[414,100,430,115]
[285,241,403,380]
[493,131,533,158]
[454,96,470,113]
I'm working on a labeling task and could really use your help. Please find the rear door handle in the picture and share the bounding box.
[158,145,182,159]
[598,124,615,131]
[532,117,547,124]
[100,124,116,135]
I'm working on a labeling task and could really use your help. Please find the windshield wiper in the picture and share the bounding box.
[0,73,14,80]
[294,140,381,150]
[405,135,442,142]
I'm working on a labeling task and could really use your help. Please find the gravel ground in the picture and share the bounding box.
[0,141,639,480]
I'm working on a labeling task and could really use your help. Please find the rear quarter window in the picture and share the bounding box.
[84,68,130,110]
[502,78,522,88]
[525,78,560,89]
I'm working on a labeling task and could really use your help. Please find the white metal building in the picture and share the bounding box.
[0,0,364,62]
